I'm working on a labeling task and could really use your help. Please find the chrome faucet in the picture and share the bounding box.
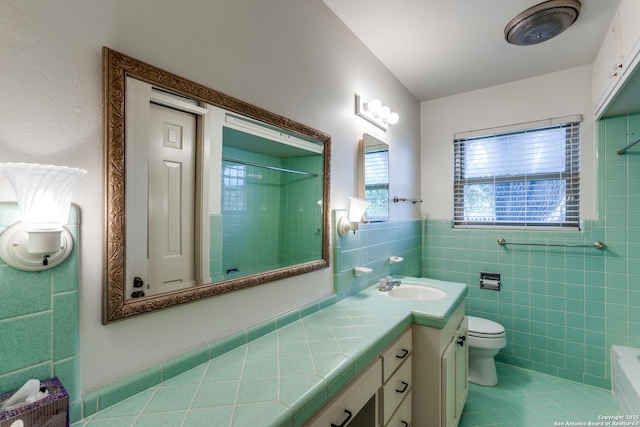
[378,277,401,292]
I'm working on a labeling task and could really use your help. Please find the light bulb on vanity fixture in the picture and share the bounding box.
[364,98,382,114]
[0,162,87,271]
[337,196,371,237]
[355,94,400,130]
[387,112,399,125]
[377,105,391,120]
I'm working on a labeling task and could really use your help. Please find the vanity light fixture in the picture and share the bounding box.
[355,94,399,130]
[0,162,86,271]
[337,196,371,237]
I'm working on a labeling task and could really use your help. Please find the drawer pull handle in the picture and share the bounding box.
[396,381,409,393]
[401,422,409,427]
[331,409,352,427]
[396,348,409,359]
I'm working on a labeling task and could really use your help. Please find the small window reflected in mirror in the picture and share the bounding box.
[361,134,389,222]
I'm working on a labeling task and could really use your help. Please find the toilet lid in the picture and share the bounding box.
[468,316,505,337]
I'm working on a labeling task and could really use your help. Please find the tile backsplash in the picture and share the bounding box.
[0,202,81,420]
[332,210,422,298]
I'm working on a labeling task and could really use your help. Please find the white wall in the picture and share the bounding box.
[0,0,420,391]
[420,65,595,221]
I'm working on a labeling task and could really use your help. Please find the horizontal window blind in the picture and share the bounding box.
[365,149,389,221]
[453,119,581,229]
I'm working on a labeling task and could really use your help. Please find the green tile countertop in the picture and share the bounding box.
[75,277,467,427]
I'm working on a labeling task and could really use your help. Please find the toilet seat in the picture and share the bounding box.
[468,316,505,338]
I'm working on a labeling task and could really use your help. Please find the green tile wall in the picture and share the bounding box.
[332,210,422,299]
[422,112,640,390]
[422,219,607,387]
[221,146,323,279]
[222,145,282,278]
[209,214,223,282]
[279,155,324,266]
[599,113,640,351]
[0,202,82,421]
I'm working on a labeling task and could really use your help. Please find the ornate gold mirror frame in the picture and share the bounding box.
[102,47,331,324]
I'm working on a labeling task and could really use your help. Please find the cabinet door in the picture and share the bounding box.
[593,20,622,114]
[619,0,640,74]
[455,318,468,418]
[441,317,468,427]
[441,335,457,427]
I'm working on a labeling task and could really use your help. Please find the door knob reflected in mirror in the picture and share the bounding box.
[133,277,144,288]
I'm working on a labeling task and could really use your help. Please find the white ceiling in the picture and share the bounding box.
[323,0,622,101]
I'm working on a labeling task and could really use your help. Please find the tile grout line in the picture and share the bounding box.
[228,345,248,426]
[179,359,210,427]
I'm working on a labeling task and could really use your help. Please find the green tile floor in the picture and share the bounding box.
[460,363,618,427]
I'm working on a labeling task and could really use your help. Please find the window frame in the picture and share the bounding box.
[364,148,390,222]
[453,116,581,230]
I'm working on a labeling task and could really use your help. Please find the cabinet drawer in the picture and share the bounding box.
[385,390,411,427]
[382,354,412,426]
[380,328,412,382]
[304,358,382,427]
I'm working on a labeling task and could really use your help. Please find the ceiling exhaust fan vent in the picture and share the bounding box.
[505,0,581,46]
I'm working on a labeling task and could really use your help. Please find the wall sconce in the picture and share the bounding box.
[0,162,86,271]
[337,196,371,237]
[355,94,400,130]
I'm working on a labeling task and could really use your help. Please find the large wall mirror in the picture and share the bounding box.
[102,47,330,323]
[360,134,389,221]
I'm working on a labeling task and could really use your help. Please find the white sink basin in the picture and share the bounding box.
[381,283,447,301]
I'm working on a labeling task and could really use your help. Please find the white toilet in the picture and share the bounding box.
[467,316,507,386]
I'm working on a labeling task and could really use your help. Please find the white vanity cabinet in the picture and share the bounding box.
[411,303,467,427]
[380,329,412,427]
[304,329,412,427]
[304,358,382,427]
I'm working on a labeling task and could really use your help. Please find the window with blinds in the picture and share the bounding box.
[453,117,581,229]
[364,149,389,221]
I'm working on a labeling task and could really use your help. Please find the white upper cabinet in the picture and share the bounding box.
[619,0,640,73]
[594,0,640,118]
[593,15,621,117]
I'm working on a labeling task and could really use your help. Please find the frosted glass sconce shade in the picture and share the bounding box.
[347,196,370,222]
[337,196,371,237]
[2,163,86,230]
[0,162,86,271]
